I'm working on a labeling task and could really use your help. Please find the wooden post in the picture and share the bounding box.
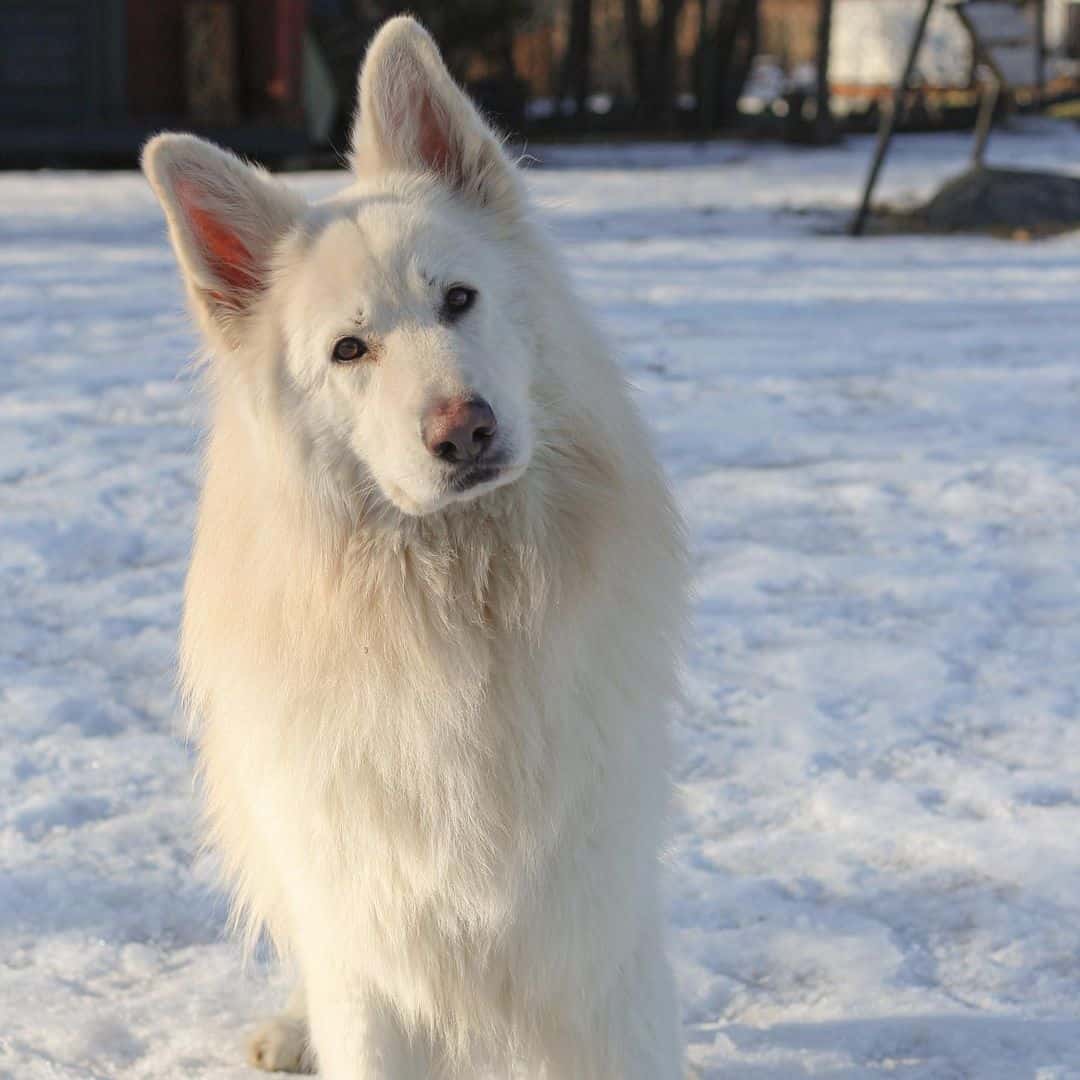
[815,0,834,143]
[972,74,1001,167]
[850,0,937,236]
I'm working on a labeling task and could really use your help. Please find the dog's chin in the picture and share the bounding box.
[383,460,528,518]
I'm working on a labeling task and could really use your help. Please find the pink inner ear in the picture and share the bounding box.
[417,92,452,175]
[176,178,260,300]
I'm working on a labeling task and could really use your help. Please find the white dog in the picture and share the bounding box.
[143,17,686,1079]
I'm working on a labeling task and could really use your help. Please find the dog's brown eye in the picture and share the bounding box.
[331,336,367,363]
[443,285,476,320]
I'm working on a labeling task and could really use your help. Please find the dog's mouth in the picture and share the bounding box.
[383,451,530,518]
[441,452,530,505]
[449,463,508,493]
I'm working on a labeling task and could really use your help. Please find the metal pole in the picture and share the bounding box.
[815,0,835,143]
[850,0,937,235]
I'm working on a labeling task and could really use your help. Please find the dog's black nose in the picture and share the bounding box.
[423,396,497,463]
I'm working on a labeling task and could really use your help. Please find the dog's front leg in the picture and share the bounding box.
[305,977,430,1080]
[536,928,684,1080]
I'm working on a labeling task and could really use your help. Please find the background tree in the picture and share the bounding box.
[313,0,762,143]
[656,0,686,128]
[708,0,760,130]
[621,0,758,133]
[311,0,531,145]
[619,0,685,127]
[560,0,594,114]
[623,0,651,120]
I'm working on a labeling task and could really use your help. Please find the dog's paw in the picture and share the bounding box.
[246,1014,313,1073]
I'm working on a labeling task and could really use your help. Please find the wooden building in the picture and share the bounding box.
[0,0,310,165]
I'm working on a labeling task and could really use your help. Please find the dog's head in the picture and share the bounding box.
[143,18,535,517]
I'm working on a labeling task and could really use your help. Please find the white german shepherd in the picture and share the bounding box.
[143,17,686,1079]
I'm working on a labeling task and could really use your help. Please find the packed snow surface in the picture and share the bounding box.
[3,126,1080,1078]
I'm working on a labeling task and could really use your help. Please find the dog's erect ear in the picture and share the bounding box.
[141,134,304,338]
[349,17,522,218]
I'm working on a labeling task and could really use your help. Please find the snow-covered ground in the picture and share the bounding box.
[4,124,1080,1078]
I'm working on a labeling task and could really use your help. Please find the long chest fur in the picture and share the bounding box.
[182,466,607,949]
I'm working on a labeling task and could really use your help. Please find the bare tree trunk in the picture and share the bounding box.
[560,0,593,113]
[697,0,715,133]
[623,0,651,115]
[712,0,758,128]
[814,0,834,142]
[656,0,685,130]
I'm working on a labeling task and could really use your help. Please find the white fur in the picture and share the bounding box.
[143,17,687,1079]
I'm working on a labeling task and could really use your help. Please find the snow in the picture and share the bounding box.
[4,123,1080,1077]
